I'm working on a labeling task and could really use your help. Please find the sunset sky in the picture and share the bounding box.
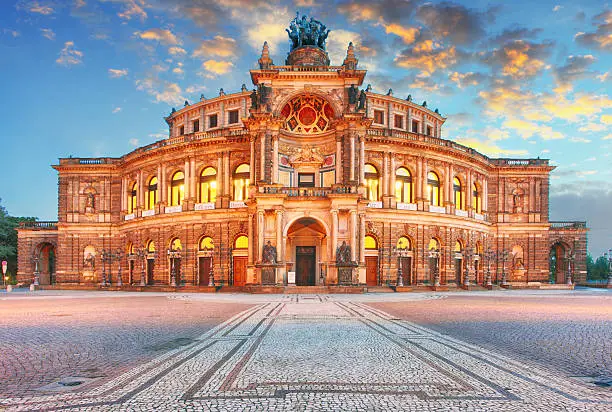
[0,0,610,255]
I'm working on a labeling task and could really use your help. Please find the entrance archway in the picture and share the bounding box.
[286,217,328,286]
[36,242,56,285]
[549,242,568,284]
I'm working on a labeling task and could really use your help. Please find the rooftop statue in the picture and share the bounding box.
[286,12,330,51]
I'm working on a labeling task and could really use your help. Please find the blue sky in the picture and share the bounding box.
[0,0,610,256]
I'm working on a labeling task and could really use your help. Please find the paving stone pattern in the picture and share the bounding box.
[0,291,609,411]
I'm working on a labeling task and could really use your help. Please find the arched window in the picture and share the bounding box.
[199,167,217,203]
[170,238,182,251]
[395,167,413,203]
[199,236,214,250]
[453,177,463,210]
[454,240,463,254]
[234,235,248,249]
[364,164,379,201]
[472,183,482,213]
[126,243,135,255]
[428,238,439,251]
[365,235,378,249]
[146,176,158,210]
[170,171,184,206]
[397,236,411,250]
[128,182,137,214]
[233,164,250,201]
[427,172,441,206]
[147,240,156,253]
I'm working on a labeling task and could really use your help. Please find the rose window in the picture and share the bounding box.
[280,94,334,134]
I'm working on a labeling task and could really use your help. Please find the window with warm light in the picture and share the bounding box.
[128,182,137,213]
[427,171,441,206]
[170,171,184,206]
[365,235,378,250]
[147,240,156,253]
[395,167,413,203]
[146,176,158,210]
[454,240,462,253]
[199,236,214,250]
[453,177,463,210]
[170,238,182,251]
[365,164,379,201]
[397,236,411,250]
[428,238,439,251]
[233,164,250,201]
[472,182,482,213]
[199,167,217,203]
[234,235,248,249]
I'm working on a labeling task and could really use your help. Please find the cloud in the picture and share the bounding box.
[135,28,179,45]
[129,138,139,146]
[18,1,55,15]
[327,29,380,69]
[489,27,542,46]
[416,2,498,45]
[135,77,184,105]
[394,40,457,76]
[553,55,596,92]
[449,71,489,88]
[553,5,562,12]
[108,0,147,21]
[168,46,186,56]
[454,136,529,157]
[569,137,592,143]
[603,134,612,140]
[578,123,608,133]
[482,40,552,80]
[501,118,564,140]
[192,35,237,59]
[201,60,233,75]
[602,114,612,124]
[172,62,184,75]
[40,28,55,40]
[337,0,419,24]
[108,68,128,78]
[112,107,121,113]
[3,29,20,38]
[56,41,83,66]
[574,9,612,51]
[383,24,419,44]
[597,72,610,82]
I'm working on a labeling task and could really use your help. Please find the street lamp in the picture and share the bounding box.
[32,251,41,287]
[428,247,441,287]
[131,246,148,287]
[115,249,124,287]
[484,247,495,288]
[463,246,475,288]
[498,249,510,286]
[566,249,574,286]
[167,248,181,287]
[390,245,409,287]
[606,249,612,288]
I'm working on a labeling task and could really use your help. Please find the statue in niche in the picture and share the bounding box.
[86,193,95,209]
[262,241,277,264]
[348,84,359,105]
[336,241,352,264]
[84,253,95,270]
[512,190,523,214]
[257,84,272,112]
[357,90,367,110]
[250,89,258,110]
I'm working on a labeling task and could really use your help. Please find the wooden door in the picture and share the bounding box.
[198,257,212,286]
[296,246,316,286]
[400,257,412,285]
[366,256,378,286]
[233,256,247,286]
[455,259,462,284]
[147,259,155,285]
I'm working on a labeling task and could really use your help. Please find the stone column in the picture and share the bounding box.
[161,164,167,205]
[249,136,256,184]
[184,158,190,204]
[248,213,254,265]
[275,210,283,262]
[190,158,196,202]
[157,164,162,210]
[483,178,488,213]
[335,138,342,184]
[260,134,266,181]
[529,177,535,212]
[350,134,355,182]
[422,160,428,203]
[331,209,338,261]
[257,210,265,263]
[217,155,223,197]
[350,210,357,262]
[120,176,126,212]
[382,152,389,196]
[407,108,412,132]
[359,136,365,185]
[272,135,279,184]
[359,213,366,265]
[466,170,473,214]
[223,153,230,198]
[137,171,144,211]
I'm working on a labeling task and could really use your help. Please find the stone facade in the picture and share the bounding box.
[17,27,588,288]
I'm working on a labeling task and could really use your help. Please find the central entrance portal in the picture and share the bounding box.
[296,246,316,286]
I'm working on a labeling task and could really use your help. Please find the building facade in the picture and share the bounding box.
[18,16,588,289]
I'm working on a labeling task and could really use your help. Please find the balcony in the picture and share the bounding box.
[259,185,354,197]
[19,221,58,230]
[550,221,587,229]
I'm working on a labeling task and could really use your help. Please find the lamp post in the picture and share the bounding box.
[167,248,181,287]
[605,249,612,288]
[32,252,41,287]
[484,247,495,288]
[115,249,124,287]
[427,247,441,287]
[390,246,404,287]
[498,249,509,286]
[132,247,147,287]
[463,246,474,288]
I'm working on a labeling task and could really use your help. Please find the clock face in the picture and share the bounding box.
[281,94,334,134]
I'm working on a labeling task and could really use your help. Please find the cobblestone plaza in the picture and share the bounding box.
[1,289,610,411]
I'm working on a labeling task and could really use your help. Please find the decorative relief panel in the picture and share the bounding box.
[280,94,335,134]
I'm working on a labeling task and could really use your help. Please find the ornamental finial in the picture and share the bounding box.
[258,41,273,69]
[342,42,358,70]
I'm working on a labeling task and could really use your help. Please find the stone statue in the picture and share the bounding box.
[184,100,189,106]
[348,84,359,105]
[387,88,393,96]
[357,90,367,110]
[250,89,258,110]
[241,84,247,92]
[406,94,412,101]
[422,101,427,107]
[84,253,95,270]
[219,88,225,96]
[200,94,205,101]
[435,108,439,114]
[286,12,331,51]
[336,241,351,264]
[257,84,272,111]
[262,241,277,264]
[86,193,95,210]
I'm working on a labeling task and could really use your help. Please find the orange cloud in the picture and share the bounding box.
[454,137,528,157]
[384,24,419,44]
[202,60,233,75]
[56,41,83,66]
[395,42,457,76]
[193,36,237,59]
[135,29,179,45]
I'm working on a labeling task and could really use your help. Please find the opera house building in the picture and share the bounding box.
[17,16,587,291]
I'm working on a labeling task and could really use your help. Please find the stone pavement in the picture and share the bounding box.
[0,290,610,411]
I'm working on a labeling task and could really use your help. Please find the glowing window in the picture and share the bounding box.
[128,182,137,214]
[365,164,379,201]
[453,177,463,210]
[428,238,439,251]
[427,171,441,206]
[170,238,182,251]
[397,236,411,250]
[171,171,184,206]
[395,167,413,203]
[365,235,378,250]
[127,243,135,255]
[454,241,462,253]
[472,182,482,213]
[233,164,250,201]
[199,167,217,203]
[146,176,158,210]
[199,236,214,250]
[147,240,156,253]
[234,235,248,249]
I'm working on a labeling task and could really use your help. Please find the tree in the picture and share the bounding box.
[586,253,609,281]
[0,199,36,283]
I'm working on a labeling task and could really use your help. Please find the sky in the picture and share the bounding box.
[0,0,610,256]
